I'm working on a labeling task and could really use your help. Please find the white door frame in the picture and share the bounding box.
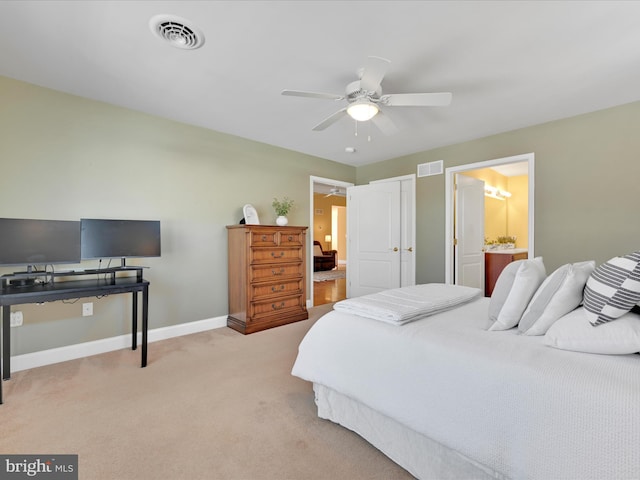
[444,152,535,284]
[309,175,354,307]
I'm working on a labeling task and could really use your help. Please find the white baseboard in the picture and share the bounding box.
[9,315,228,373]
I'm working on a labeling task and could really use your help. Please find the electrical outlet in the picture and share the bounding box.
[10,311,23,327]
[82,302,93,316]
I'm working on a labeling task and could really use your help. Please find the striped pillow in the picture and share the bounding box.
[583,251,640,326]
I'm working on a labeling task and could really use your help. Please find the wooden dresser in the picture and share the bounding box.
[484,249,528,297]
[227,225,308,334]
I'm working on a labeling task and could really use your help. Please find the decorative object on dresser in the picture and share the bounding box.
[271,197,294,227]
[227,225,308,334]
[242,204,260,225]
[484,249,528,297]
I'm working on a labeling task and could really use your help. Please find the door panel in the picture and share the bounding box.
[399,178,415,287]
[347,182,401,297]
[455,174,485,291]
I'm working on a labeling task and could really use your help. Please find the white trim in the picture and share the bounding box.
[370,173,416,184]
[9,315,227,373]
[445,153,535,284]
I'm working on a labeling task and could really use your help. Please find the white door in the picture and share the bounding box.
[347,181,401,297]
[371,175,416,287]
[455,174,485,291]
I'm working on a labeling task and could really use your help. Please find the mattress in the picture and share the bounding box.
[292,298,640,479]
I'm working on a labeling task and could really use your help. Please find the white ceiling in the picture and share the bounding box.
[2,1,639,167]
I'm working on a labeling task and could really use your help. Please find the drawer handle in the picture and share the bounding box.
[271,268,285,276]
[271,285,285,292]
[262,235,267,241]
[271,251,285,258]
[288,235,293,241]
[272,302,286,310]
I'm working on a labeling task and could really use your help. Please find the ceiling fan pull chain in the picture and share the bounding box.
[354,119,358,137]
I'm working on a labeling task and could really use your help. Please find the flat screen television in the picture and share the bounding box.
[81,219,161,264]
[0,218,81,268]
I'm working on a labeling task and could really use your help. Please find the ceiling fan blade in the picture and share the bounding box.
[382,92,452,107]
[371,110,399,136]
[312,108,348,131]
[359,56,391,92]
[281,89,344,100]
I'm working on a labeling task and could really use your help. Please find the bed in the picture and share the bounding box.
[291,256,640,479]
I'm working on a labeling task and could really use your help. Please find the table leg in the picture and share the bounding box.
[142,286,148,368]
[2,305,9,381]
[132,292,138,351]
[0,306,4,404]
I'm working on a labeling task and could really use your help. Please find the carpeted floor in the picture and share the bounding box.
[0,304,413,480]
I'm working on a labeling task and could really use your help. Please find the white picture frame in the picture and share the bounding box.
[243,204,260,225]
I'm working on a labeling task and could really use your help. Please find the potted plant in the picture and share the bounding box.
[496,235,517,249]
[484,237,498,251]
[272,197,294,226]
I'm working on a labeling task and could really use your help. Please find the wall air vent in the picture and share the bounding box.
[417,160,444,177]
[149,15,205,50]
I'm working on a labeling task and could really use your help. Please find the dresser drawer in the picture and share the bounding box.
[249,294,306,321]
[251,278,304,300]
[248,230,278,246]
[250,247,303,264]
[278,231,304,246]
[249,262,304,282]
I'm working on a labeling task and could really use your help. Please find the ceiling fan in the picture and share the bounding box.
[282,56,452,134]
[324,186,346,198]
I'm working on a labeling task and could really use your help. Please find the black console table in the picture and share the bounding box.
[0,268,149,404]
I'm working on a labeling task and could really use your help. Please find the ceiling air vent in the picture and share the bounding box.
[149,15,205,50]
[417,160,444,177]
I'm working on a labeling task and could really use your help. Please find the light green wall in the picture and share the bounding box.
[0,76,355,355]
[4,74,640,356]
[358,101,640,284]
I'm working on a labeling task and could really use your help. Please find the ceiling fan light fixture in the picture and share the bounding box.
[347,100,379,122]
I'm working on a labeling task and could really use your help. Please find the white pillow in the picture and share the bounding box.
[313,245,323,256]
[545,306,640,354]
[583,251,640,326]
[488,257,546,331]
[518,261,595,336]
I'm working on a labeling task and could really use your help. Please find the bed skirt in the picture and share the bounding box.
[313,383,503,480]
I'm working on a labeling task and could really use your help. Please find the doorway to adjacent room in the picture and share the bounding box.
[444,152,535,293]
[309,176,353,306]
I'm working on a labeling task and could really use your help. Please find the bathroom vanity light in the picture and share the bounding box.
[484,185,512,200]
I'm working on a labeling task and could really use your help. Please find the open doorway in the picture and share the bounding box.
[444,153,535,293]
[309,176,353,306]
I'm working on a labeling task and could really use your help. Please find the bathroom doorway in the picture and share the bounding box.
[444,153,535,291]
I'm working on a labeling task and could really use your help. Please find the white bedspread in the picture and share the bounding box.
[292,298,640,480]
[333,283,481,325]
